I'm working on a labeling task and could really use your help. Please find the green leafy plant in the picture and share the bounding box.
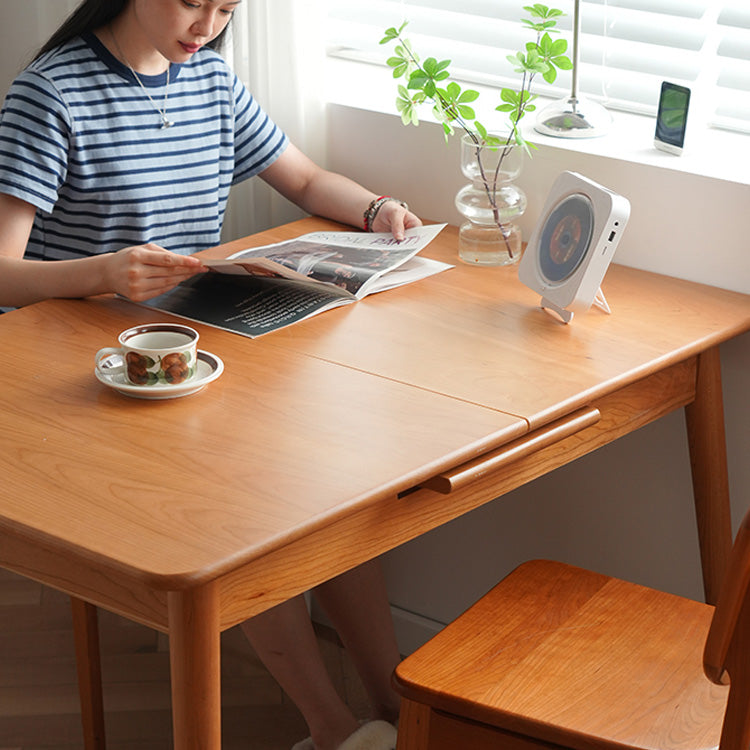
[380,4,572,256]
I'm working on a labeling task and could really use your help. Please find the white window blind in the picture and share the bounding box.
[326,0,750,134]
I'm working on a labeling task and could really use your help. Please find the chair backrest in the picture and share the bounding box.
[703,505,750,750]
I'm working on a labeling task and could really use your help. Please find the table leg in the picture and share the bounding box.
[685,346,733,605]
[168,583,221,750]
[70,598,106,750]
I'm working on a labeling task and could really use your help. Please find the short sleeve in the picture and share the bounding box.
[0,69,71,213]
[230,72,288,184]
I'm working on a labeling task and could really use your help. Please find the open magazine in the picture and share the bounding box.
[141,224,451,338]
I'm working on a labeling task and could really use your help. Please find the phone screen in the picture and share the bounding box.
[654,82,690,153]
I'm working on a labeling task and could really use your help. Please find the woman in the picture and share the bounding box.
[0,0,420,308]
[0,2,412,748]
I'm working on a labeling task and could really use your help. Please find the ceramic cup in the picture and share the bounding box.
[95,323,199,387]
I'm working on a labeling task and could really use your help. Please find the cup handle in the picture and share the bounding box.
[95,347,125,377]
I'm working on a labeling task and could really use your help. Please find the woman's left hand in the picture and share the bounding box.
[370,200,422,241]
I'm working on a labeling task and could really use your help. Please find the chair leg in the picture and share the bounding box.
[70,597,107,750]
[396,699,432,750]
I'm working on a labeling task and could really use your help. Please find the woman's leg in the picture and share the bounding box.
[312,559,401,724]
[240,595,359,750]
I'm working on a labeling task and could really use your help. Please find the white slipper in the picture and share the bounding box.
[291,720,397,750]
[337,720,397,750]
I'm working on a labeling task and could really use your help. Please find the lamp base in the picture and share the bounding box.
[534,95,612,138]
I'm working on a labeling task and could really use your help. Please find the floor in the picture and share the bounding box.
[0,569,372,750]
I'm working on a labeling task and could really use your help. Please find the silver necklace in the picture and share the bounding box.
[110,27,174,129]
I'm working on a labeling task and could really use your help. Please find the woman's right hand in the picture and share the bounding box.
[0,194,206,307]
[106,243,207,301]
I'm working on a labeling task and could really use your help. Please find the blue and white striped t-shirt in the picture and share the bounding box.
[0,33,288,260]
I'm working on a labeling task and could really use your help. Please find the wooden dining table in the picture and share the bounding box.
[0,217,748,749]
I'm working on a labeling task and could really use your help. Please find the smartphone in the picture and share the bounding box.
[654,81,691,155]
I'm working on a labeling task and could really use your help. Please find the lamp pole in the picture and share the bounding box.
[534,0,612,138]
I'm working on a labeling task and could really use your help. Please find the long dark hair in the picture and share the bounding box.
[35,0,229,60]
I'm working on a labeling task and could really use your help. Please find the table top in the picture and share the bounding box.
[247,220,750,429]
[1,218,748,594]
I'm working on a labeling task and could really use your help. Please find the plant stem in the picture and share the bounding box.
[394,23,546,259]
[472,143,514,256]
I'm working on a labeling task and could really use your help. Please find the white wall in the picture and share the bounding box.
[324,104,750,651]
[0,0,76,97]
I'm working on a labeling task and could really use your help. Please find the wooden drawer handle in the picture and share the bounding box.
[421,407,601,494]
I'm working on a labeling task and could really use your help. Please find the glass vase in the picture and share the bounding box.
[455,132,527,266]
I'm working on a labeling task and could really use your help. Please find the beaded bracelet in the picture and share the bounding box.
[363,196,409,232]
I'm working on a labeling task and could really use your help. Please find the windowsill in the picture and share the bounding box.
[324,57,749,188]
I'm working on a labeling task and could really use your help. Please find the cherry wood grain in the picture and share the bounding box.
[396,505,750,750]
[704,509,750,750]
[394,699,431,750]
[419,359,695,497]
[264,220,750,429]
[0,295,522,593]
[70,599,105,750]
[219,219,749,603]
[421,407,601,493]
[686,347,733,604]
[394,559,728,750]
[211,355,700,630]
[168,584,221,750]
[394,703,562,750]
[0,217,747,749]
[415,709,561,750]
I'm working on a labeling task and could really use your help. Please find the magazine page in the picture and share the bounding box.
[140,271,354,339]
[142,223,452,338]
[201,256,315,285]
[366,255,453,294]
[203,223,448,299]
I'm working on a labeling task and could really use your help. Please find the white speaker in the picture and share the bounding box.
[518,171,630,323]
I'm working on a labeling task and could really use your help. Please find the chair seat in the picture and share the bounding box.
[394,559,729,750]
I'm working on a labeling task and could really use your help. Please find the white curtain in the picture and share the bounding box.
[223,0,328,241]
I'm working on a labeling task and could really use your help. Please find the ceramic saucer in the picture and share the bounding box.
[95,349,224,400]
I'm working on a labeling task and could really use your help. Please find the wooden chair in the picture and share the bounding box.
[393,507,750,750]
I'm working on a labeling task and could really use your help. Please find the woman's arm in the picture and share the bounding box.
[259,143,422,240]
[0,194,205,308]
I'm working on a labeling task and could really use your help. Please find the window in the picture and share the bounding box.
[326,0,750,134]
